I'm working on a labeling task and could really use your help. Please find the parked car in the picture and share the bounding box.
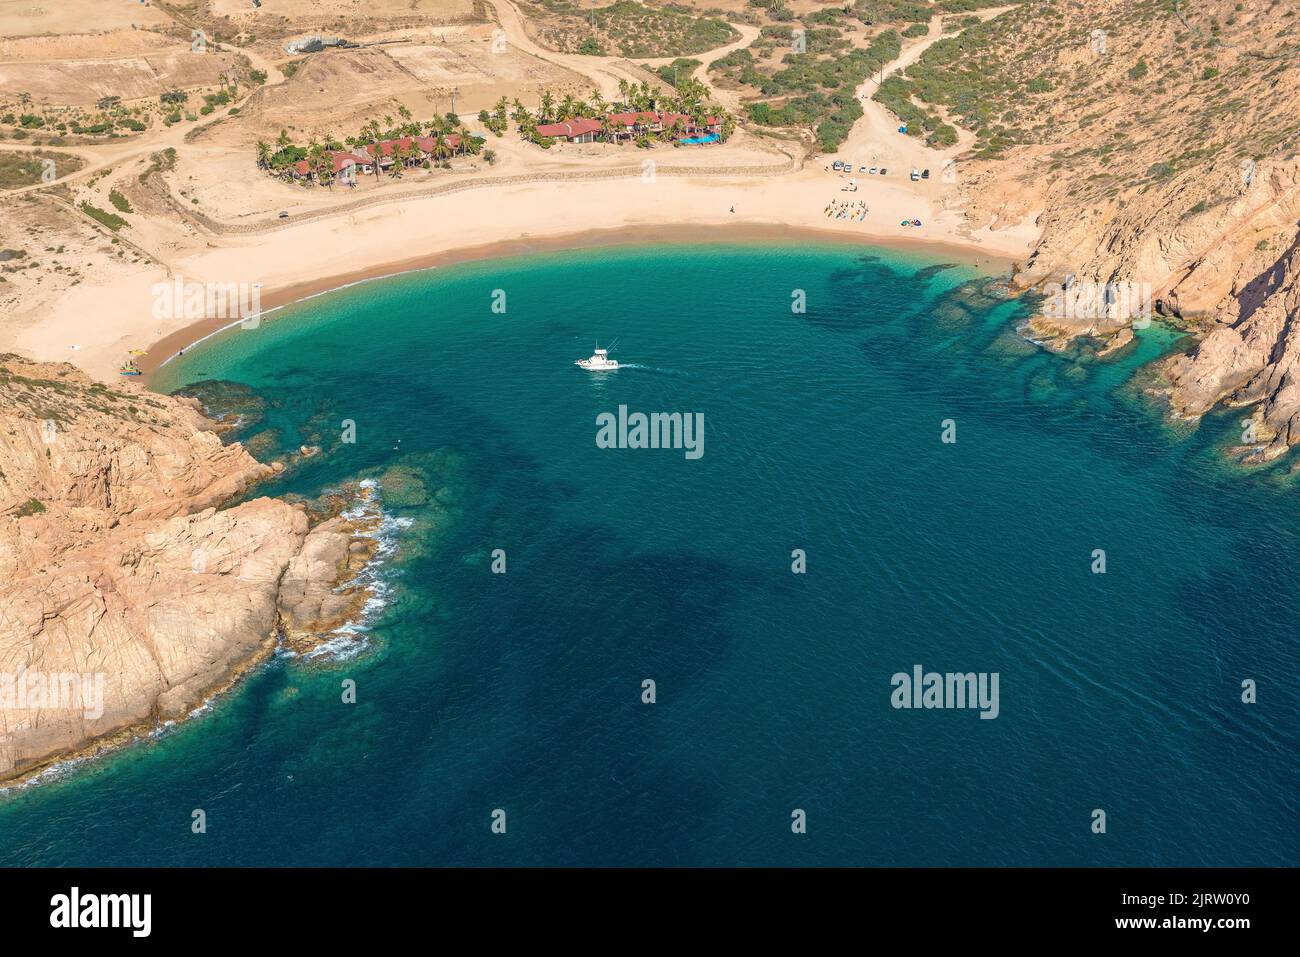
[922,168,931,180]
[910,168,920,181]
[880,167,888,175]
[278,211,290,218]
[859,165,868,172]
[869,166,878,174]
[832,161,843,171]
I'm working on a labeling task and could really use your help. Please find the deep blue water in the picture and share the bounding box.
[1,242,1296,866]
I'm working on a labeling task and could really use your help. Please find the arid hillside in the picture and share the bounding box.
[875,0,1300,458]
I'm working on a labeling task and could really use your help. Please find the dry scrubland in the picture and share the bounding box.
[239,34,588,138]
[0,0,173,37]
[519,0,739,56]
[1,51,240,107]
[207,0,481,24]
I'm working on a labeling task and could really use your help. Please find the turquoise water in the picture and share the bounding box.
[1,241,1297,866]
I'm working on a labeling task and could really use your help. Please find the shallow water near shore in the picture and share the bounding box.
[2,241,1297,866]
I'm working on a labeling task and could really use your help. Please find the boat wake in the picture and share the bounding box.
[615,363,689,376]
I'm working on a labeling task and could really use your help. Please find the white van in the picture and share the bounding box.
[910,168,920,181]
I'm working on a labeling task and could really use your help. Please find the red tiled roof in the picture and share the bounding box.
[656,112,721,129]
[605,111,660,128]
[293,159,310,175]
[329,151,371,172]
[535,118,602,139]
[365,136,415,158]
[414,133,463,153]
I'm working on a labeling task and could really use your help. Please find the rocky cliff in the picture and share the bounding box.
[905,0,1300,457]
[0,356,375,783]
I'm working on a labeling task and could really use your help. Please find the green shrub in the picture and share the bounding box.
[79,202,128,231]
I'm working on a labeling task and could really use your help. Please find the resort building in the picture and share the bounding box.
[290,150,373,182]
[535,118,603,143]
[598,111,723,142]
[286,133,471,183]
[414,133,464,158]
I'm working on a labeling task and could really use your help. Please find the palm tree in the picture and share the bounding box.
[617,79,629,107]
[255,140,272,169]
[363,120,383,180]
[306,139,324,183]
[314,150,334,189]
[559,94,576,121]
[277,128,291,148]
[590,92,607,117]
[539,89,555,123]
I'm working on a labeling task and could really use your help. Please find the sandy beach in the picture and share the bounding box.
[9,167,1036,385]
[140,216,1022,382]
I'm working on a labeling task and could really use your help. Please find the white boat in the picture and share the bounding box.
[576,346,619,371]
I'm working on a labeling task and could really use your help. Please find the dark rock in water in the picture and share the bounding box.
[932,299,976,326]
[912,263,959,285]
[240,428,281,460]
[171,380,267,440]
[955,276,1016,310]
[369,464,431,508]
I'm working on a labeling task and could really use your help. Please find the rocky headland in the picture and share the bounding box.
[911,0,1300,460]
[0,355,379,784]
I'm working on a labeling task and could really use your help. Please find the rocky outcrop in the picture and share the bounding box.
[1162,236,1300,461]
[1016,159,1300,345]
[915,1,1300,456]
[0,356,377,783]
[277,514,380,652]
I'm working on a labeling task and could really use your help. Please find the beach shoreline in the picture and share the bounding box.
[141,220,1018,386]
[5,158,1039,387]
